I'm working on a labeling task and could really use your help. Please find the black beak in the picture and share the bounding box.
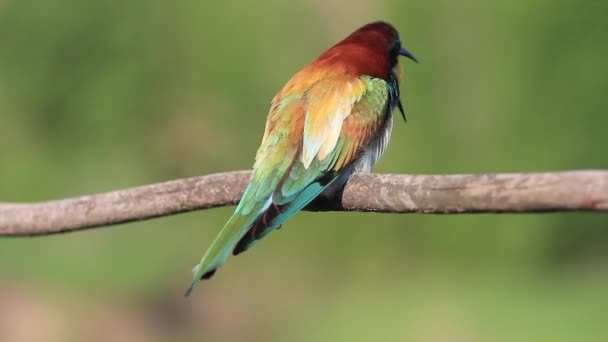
[399,47,418,63]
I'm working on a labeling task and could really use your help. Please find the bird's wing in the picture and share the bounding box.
[237,74,390,250]
[186,74,390,295]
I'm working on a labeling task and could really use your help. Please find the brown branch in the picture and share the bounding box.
[1,170,607,236]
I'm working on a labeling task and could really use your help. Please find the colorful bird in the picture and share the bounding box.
[186,21,417,296]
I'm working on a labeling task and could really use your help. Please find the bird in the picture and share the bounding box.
[186,21,417,296]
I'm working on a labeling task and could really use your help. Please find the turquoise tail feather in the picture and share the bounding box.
[185,193,271,297]
[233,167,353,255]
[185,169,352,297]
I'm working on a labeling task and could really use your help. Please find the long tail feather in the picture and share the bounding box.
[185,209,263,297]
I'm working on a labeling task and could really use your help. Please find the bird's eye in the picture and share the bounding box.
[390,40,401,54]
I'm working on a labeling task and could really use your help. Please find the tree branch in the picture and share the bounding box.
[1,170,607,237]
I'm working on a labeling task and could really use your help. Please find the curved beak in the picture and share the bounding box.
[399,47,418,63]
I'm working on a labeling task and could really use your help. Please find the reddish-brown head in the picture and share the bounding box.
[316,21,417,80]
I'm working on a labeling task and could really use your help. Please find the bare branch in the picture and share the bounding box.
[1,170,607,237]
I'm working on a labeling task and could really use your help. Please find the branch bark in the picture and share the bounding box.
[1,170,607,237]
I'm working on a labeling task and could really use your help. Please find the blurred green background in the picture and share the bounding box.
[1,0,607,341]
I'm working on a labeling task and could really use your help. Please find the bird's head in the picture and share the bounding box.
[318,21,417,81]
[345,21,417,67]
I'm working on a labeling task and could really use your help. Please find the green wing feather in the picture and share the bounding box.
[185,74,390,296]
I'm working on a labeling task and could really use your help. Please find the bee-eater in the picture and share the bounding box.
[186,21,417,296]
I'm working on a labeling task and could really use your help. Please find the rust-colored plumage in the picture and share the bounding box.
[314,22,402,80]
[186,21,417,296]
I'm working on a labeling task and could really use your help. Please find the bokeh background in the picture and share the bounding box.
[1,1,607,341]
